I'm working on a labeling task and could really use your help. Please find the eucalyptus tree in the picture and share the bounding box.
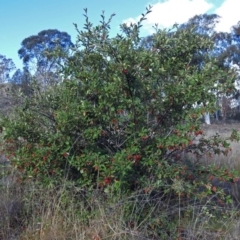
[0,55,15,83]
[18,29,74,88]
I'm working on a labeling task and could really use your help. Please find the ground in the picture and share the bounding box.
[202,121,240,136]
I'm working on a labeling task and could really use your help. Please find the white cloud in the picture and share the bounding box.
[124,17,139,26]
[123,0,213,33]
[215,0,240,32]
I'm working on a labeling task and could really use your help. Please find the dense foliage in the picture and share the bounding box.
[1,7,239,198]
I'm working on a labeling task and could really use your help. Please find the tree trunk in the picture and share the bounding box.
[203,112,211,124]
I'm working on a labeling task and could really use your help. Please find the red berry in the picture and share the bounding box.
[104,177,112,185]
[133,154,141,164]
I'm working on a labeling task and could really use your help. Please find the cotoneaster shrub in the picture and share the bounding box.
[1,7,239,199]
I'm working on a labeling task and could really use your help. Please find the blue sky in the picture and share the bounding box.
[0,0,239,70]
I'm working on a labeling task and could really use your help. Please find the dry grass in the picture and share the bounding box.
[0,181,159,240]
[0,183,240,240]
[1,179,240,239]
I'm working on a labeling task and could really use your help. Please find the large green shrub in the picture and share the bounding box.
[1,7,239,197]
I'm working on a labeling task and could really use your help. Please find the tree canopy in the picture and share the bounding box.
[18,29,74,86]
[0,55,15,83]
